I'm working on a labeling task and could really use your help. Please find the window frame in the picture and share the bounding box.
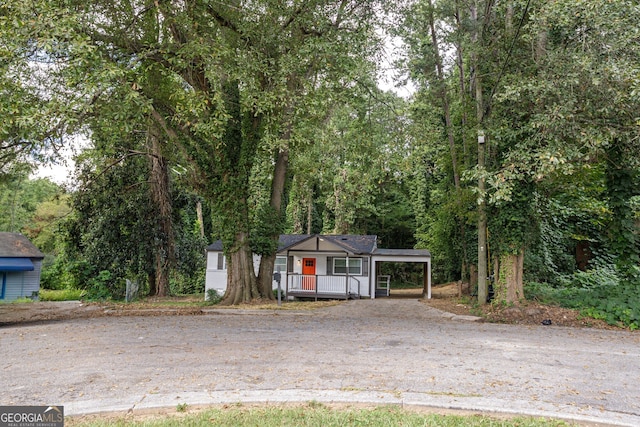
[333,257,362,275]
[274,256,287,273]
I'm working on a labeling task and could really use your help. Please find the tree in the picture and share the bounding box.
[4,0,385,304]
[0,166,61,233]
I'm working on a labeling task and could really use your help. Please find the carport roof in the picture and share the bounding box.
[373,248,431,257]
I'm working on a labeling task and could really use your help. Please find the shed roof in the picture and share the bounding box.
[0,233,44,259]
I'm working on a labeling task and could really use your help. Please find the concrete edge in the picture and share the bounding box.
[63,389,639,426]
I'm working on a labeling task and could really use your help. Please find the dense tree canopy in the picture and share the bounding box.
[2,0,639,326]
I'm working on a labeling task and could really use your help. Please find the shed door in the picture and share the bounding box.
[302,258,316,290]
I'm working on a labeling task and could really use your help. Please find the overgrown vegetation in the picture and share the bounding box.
[2,0,639,324]
[526,266,640,330]
[39,288,85,301]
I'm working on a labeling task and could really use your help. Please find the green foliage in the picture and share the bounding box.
[41,256,94,291]
[9,297,33,304]
[526,264,640,329]
[206,289,222,305]
[39,288,85,301]
[85,270,120,301]
[0,170,62,235]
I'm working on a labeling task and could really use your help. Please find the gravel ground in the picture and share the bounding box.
[1,299,639,426]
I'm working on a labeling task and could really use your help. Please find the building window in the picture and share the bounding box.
[274,256,287,273]
[333,258,361,275]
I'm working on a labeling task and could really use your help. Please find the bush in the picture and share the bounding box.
[205,289,222,304]
[85,270,122,301]
[170,268,205,295]
[39,289,85,301]
[525,264,640,330]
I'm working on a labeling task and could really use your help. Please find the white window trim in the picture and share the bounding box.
[274,256,287,272]
[333,257,362,275]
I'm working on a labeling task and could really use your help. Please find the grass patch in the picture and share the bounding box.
[66,404,575,427]
[39,289,85,301]
[7,297,34,304]
[101,295,343,312]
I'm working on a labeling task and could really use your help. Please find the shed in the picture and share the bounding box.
[0,233,45,301]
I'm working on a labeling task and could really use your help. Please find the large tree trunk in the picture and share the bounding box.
[148,127,174,297]
[494,249,525,305]
[257,147,289,299]
[221,232,260,305]
[214,80,262,305]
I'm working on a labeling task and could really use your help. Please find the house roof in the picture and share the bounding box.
[0,233,44,259]
[313,235,377,254]
[207,234,379,255]
[206,235,312,252]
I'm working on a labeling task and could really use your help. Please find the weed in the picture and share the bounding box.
[205,289,222,304]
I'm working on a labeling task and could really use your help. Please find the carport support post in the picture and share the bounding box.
[423,261,431,299]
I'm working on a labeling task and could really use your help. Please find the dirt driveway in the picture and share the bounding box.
[1,299,639,426]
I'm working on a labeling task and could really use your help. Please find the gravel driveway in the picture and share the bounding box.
[1,299,639,425]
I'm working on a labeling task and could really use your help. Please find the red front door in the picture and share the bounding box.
[302,258,316,290]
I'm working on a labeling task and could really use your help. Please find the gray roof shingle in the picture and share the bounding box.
[0,233,45,259]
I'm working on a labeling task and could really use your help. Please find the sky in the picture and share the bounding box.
[31,135,87,185]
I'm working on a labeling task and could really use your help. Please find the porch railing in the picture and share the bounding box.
[287,274,361,300]
[376,275,390,297]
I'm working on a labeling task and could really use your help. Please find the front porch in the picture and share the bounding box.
[286,274,361,300]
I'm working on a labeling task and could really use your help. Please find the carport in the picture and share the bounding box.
[370,249,431,299]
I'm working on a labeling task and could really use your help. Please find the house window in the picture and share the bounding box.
[333,258,362,275]
[217,253,226,270]
[274,256,287,273]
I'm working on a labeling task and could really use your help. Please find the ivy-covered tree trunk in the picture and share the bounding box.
[224,231,260,305]
[256,147,289,300]
[209,80,262,305]
[605,140,639,273]
[494,249,525,305]
[148,126,174,297]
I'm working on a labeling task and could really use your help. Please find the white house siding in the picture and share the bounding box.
[285,252,372,298]
[204,252,278,299]
[205,251,374,299]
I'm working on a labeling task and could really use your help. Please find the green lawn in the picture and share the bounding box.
[67,404,575,426]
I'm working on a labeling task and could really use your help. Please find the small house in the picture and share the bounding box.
[205,234,431,300]
[0,233,45,302]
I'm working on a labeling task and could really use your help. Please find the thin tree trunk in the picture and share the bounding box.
[307,196,312,234]
[427,0,460,189]
[148,126,174,297]
[454,1,468,163]
[472,0,492,305]
[196,200,205,238]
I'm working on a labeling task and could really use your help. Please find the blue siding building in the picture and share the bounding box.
[0,233,45,301]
